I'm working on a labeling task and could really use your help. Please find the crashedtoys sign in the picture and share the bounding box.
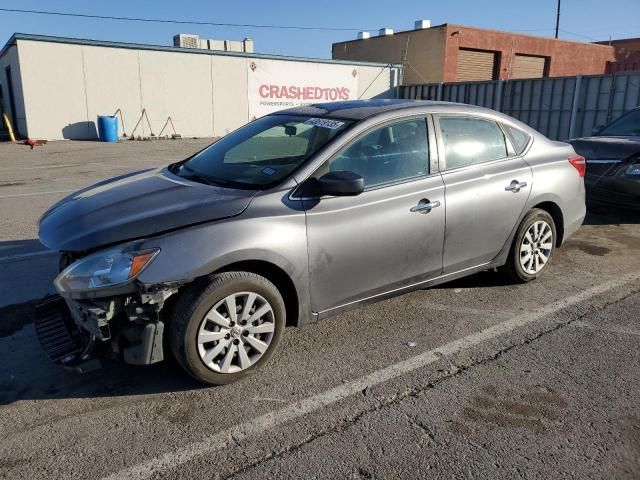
[248,60,359,119]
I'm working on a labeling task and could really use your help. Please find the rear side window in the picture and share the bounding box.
[328,118,429,188]
[439,116,508,169]
[504,125,531,155]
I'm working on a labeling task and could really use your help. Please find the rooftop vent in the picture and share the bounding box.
[358,31,371,40]
[379,28,394,36]
[173,33,200,49]
[415,19,431,30]
[173,34,254,52]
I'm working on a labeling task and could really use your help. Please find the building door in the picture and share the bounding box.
[456,48,498,81]
[512,54,547,79]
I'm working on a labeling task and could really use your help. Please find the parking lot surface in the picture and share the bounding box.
[0,140,639,479]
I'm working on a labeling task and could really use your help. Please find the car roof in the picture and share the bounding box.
[271,99,465,121]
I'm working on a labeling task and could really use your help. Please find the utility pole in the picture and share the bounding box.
[555,0,561,39]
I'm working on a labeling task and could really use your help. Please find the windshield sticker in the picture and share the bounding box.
[304,118,345,130]
[261,167,277,176]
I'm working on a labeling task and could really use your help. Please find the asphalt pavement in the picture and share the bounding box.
[0,139,639,479]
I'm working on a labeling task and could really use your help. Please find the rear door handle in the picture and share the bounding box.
[410,199,441,214]
[505,180,528,193]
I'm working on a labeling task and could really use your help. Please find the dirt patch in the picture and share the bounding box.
[0,300,38,337]
[619,415,640,479]
[0,457,30,472]
[565,240,611,256]
[461,384,568,434]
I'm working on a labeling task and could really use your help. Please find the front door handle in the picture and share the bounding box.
[505,180,528,193]
[410,199,441,214]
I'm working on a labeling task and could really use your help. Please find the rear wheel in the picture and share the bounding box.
[501,208,556,283]
[169,271,285,385]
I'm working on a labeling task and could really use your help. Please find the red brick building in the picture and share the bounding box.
[332,23,616,84]
[596,37,640,73]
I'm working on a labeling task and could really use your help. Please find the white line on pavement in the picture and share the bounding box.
[103,271,640,480]
[0,250,57,264]
[571,320,640,337]
[0,189,75,199]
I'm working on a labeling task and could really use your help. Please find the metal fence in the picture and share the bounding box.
[399,71,640,140]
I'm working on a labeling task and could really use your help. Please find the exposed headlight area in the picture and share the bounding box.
[38,245,177,369]
[55,245,159,294]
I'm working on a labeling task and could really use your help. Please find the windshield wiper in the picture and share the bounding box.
[178,164,223,186]
[178,164,250,189]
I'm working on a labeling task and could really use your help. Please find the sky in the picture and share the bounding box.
[1,0,639,59]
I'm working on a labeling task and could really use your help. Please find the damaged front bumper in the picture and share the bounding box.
[34,295,101,373]
[34,282,180,371]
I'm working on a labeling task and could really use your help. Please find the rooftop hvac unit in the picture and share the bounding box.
[379,28,394,36]
[415,19,431,30]
[358,31,371,40]
[173,34,200,49]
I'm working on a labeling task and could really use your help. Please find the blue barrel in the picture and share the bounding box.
[97,115,119,142]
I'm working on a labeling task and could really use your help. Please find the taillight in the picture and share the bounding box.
[569,155,586,177]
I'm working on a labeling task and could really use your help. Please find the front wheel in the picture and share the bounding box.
[169,271,285,385]
[501,208,557,283]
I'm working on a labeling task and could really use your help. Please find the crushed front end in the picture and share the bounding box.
[34,244,181,372]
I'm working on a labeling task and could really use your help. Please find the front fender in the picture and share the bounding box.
[135,202,310,325]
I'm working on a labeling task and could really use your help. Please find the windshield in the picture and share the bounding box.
[598,109,640,136]
[176,115,352,189]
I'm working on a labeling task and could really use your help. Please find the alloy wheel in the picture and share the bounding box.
[519,220,553,275]
[196,292,275,373]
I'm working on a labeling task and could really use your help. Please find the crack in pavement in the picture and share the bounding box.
[223,289,640,480]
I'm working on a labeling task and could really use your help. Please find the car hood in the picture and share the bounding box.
[39,167,257,252]
[568,136,640,160]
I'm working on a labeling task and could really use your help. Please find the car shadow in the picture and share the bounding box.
[583,203,640,225]
[432,270,514,290]
[0,239,207,404]
[0,324,208,405]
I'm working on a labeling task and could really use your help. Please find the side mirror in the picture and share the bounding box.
[592,125,604,135]
[315,171,364,197]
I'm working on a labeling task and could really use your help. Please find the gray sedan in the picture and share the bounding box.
[37,99,586,385]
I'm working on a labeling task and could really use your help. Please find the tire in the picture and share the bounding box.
[169,271,285,385]
[500,208,557,283]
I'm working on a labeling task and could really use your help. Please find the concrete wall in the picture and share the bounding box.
[10,38,397,140]
[211,55,248,136]
[0,44,27,136]
[356,62,400,99]
[333,28,446,85]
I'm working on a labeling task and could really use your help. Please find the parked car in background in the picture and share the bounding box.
[569,107,640,209]
[36,100,586,385]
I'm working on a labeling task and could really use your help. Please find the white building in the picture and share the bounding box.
[0,33,399,140]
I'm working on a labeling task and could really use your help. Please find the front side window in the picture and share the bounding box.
[327,118,429,188]
[177,115,352,189]
[439,116,508,169]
